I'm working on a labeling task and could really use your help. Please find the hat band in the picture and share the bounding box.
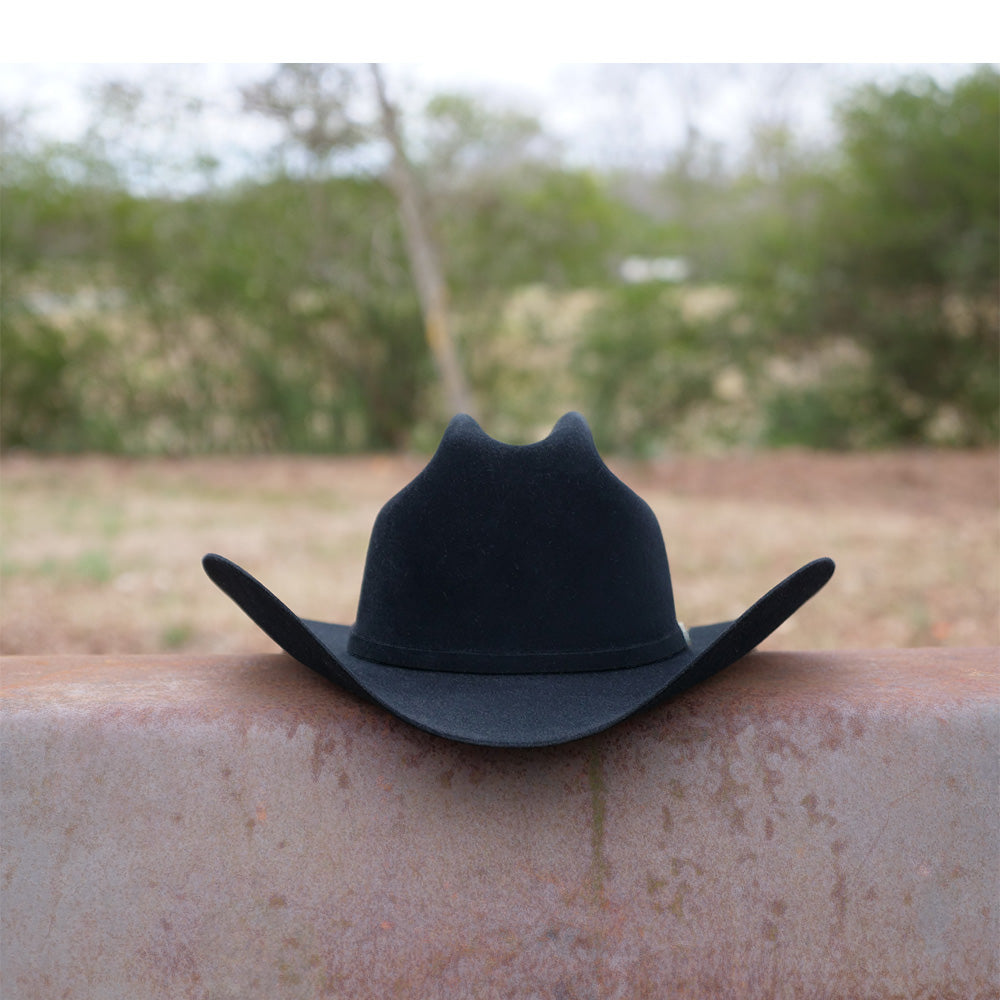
[346,622,690,675]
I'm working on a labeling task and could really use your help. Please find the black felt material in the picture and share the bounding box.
[349,413,685,672]
[202,412,835,747]
[201,554,369,700]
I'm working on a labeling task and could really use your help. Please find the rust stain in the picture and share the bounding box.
[818,707,848,751]
[799,792,837,829]
[667,883,689,921]
[669,857,704,880]
[712,754,750,835]
[647,876,667,896]
[661,804,674,833]
[760,762,784,802]
[831,867,848,936]
[588,739,607,908]
[310,729,339,781]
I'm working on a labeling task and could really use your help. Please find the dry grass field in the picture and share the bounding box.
[1,448,997,656]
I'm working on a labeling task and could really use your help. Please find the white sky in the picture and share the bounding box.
[1,61,980,176]
[3,0,996,65]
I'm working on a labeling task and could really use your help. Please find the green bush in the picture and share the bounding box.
[573,284,756,455]
[735,67,999,448]
[2,68,996,454]
[2,161,429,453]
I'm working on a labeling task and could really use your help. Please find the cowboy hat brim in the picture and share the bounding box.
[202,553,834,748]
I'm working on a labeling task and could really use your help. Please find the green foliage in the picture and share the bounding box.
[573,284,753,455]
[2,150,428,452]
[419,91,547,176]
[2,66,996,454]
[240,64,370,166]
[833,68,999,290]
[0,315,112,450]
[763,367,909,451]
[732,67,999,449]
[438,167,636,296]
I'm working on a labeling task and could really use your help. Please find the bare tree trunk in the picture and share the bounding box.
[370,64,474,418]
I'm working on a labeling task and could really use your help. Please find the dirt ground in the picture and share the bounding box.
[1,448,997,656]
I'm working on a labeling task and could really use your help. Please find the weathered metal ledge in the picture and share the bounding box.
[2,648,997,999]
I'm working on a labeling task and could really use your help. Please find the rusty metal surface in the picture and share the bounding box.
[2,648,998,999]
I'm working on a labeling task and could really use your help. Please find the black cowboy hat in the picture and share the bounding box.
[203,412,834,747]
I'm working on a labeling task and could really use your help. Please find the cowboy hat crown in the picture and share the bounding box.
[349,411,688,674]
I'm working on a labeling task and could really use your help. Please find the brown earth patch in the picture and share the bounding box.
[1,449,997,655]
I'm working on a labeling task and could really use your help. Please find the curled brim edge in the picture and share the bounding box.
[202,553,835,748]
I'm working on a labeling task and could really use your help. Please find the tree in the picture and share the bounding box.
[741,67,1000,446]
[370,64,472,416]
[832,67,999,290]
[240,63,371,178]
[241,62,473,418]
[1,74,431,454]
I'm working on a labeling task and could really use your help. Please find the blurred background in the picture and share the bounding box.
[1,62,997,655]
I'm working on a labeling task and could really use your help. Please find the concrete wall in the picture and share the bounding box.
[2,648,998,999]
